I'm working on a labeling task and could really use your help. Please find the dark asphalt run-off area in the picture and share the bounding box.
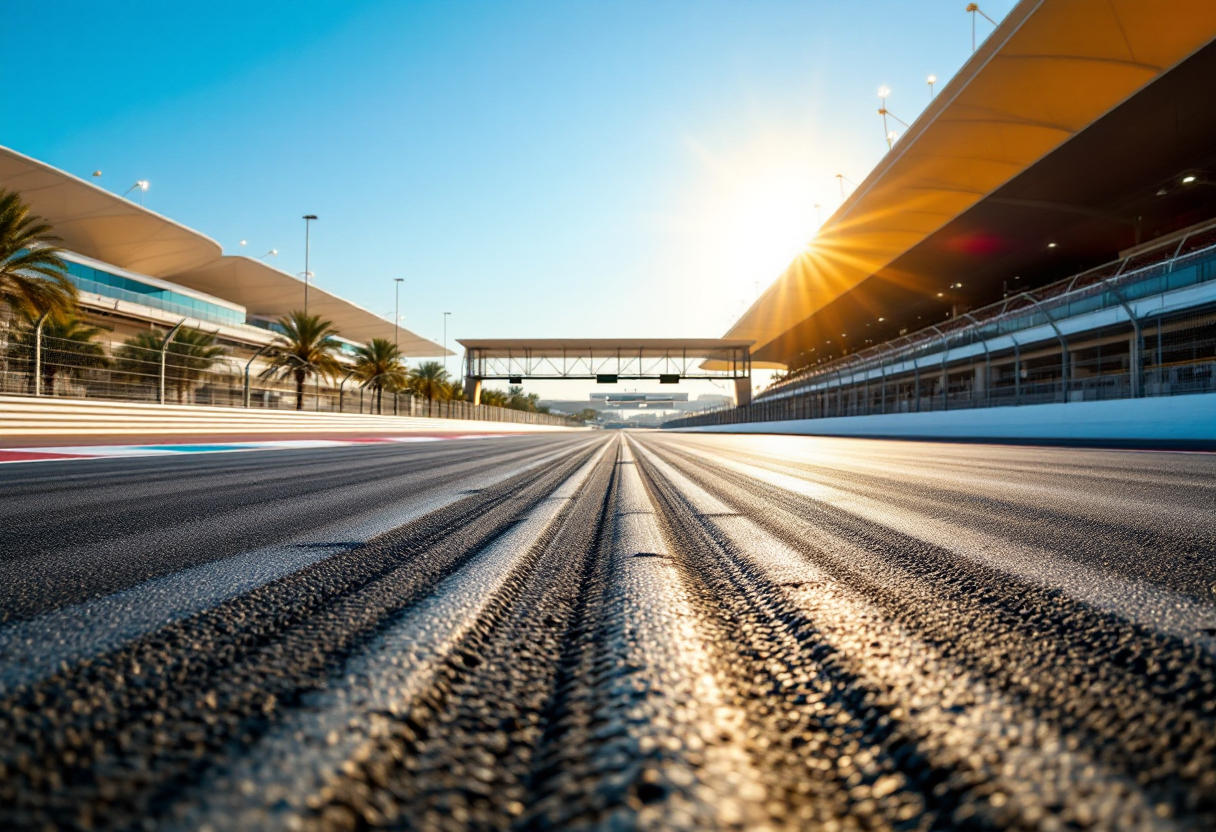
[0,432,1214,831]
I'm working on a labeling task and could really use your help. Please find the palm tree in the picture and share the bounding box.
[506,384,543,412]
[445,380,466,402]
[408,360,450,417]
[351,338,407,414]
[480,387,509,407]
[0,189,77,319]
[115,326,224,403]
[7,312,108,395]
[259,311,343,410]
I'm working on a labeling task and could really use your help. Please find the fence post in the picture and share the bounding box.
[1012,337,1021,406]
[1103,280,1142,398]
[159,319,187,405]
[1021,293,1069,402]
[32,311,50,397]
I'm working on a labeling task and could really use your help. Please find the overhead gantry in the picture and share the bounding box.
[459,338,755,405]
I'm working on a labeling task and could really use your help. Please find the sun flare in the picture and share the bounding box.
[724,176,819,297]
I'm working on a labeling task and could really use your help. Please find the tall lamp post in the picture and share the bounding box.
[394,278,404,354]
[123,180,149,204]
[302,214,317,314]
[443,312,451,376]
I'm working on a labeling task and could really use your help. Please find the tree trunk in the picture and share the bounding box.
[295,368,306,410]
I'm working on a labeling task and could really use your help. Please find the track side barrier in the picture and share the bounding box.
[0,395,583,442]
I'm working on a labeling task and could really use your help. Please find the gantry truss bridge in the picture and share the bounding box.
[459,338,754,405]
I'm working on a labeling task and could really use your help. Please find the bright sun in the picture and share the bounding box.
[724,176,818,296]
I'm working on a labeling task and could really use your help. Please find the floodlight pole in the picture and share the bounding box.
[443,312,451,377]
[303,215,317,315]
[394,278,404,354]
[967,3,997,52]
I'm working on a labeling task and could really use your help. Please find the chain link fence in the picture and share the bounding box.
[0,325,579,428]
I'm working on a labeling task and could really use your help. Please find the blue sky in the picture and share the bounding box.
[1,0,1014,399]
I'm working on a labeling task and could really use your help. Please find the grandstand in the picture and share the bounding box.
[674,0,1216,437]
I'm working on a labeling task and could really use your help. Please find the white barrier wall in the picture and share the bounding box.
[0,395,581,439]
[673,392,1216,444]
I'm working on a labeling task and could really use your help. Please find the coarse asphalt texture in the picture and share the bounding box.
[1,431,1214,831]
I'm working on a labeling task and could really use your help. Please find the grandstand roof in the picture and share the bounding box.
[723,0,1216,368]
[0,145,448,356]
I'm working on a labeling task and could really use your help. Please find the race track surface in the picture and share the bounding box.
[1,432,1214,831]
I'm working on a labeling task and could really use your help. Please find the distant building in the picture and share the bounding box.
[540,391,733,420]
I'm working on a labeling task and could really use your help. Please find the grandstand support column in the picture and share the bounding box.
[913,363,921,413]
[963,313,992,406]
[1104,280,1142,398]
[465,376,483,406]
[880,358,887,414]
[734,376,752,407]
[1012,336,1022,406]
[1022,293,1069,402]
[930,325,949,411]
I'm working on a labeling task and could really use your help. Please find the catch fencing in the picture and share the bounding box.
[667,222,1216,429]
[0,329,578,428]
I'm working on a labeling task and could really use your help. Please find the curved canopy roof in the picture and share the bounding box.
[723,0,1216,367]
[0,146,221,277]
[1,144,447,356]
[177,256,449,357]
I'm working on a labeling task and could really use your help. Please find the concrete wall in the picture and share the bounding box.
[672,392,1216,445]
[0,395,582,444]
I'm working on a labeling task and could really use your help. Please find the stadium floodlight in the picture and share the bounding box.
[123,180,150,204]
[239,240,247,253]
[1047,242,1058,248]
[1183,175,1197,184]
[966,3,997,52]
[877,86,890,101]
[258,249,278,260]
[92,170,102,178]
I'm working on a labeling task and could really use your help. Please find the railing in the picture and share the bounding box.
[66,274,247,329]
[0,330,579,428]
[665,224,1216,430]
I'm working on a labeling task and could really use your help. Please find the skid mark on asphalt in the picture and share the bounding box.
[0,441,595,695]
[632,438,1179,831]
[171,441,614,830]
[673,442,1216,648]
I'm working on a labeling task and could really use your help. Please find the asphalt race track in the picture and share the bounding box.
[1,432,1214,831]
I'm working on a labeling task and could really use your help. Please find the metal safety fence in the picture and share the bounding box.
[666,223,1216,429]
[0,327,579,428]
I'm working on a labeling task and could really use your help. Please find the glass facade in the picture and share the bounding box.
[64,260,246,328]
